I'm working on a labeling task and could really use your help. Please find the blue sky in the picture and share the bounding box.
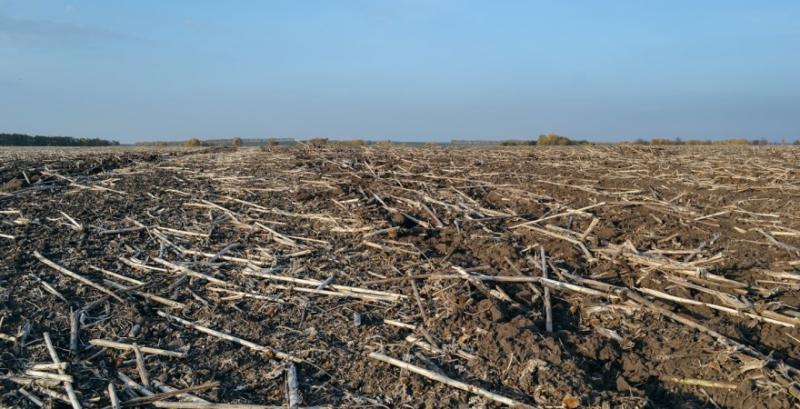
[1,1,798,143]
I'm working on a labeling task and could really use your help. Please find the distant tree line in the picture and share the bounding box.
[0,133,119,146]
[475,134,800,147]
[137,137,299,147]
[632,138,770,146]
[4,132,795,148]
[497,135,796,147]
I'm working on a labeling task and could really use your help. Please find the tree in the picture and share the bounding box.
[232,137,242,147]
[538,133,573,146]
[184,138,202,147]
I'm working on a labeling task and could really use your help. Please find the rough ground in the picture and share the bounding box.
[1,144,800,408]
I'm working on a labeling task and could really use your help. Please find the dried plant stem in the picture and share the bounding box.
[286,363,302,408]
[33,251,124,302]
[108,383,121,409]
[368,352,530,408]
[70,309,79,353]
[89,339,187,358]
[18,388,43,407]
[157,311,300,362]
[42,332,81,409]
[541,247,553,333]
[133,345,150,387]
[663,377,737,390]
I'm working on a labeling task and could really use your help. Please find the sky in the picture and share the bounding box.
[1,1,799,143]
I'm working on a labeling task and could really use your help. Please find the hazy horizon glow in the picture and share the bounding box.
[1,1,799,143]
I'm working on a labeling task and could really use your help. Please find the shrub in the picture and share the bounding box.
[184,138,202,147]
[232,137,242,147]
[308,138,328,147]
[650,138,684,145]
[501,140,535,146]
[260,138,278,151]
[714,139,751,145]
[538,133,573,146]
[794,140,800,145]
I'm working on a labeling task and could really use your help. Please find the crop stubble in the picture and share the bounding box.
[1,144,800,408]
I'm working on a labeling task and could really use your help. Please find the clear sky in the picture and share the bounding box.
[1,1,798,143]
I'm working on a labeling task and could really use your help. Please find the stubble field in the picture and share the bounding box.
[1,144,800,408]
